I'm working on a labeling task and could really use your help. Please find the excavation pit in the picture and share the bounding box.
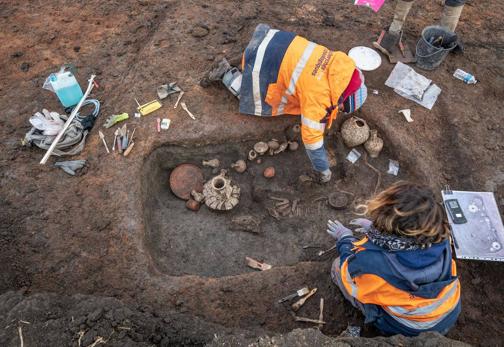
[142,138,411,278]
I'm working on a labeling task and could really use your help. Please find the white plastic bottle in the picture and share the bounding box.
[453,69,477,85]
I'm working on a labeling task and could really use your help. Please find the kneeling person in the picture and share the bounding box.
[328,182,461,336]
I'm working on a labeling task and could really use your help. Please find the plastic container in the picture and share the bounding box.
[416,26,457,70]
[453,69,477,84]
[46,68,84,108]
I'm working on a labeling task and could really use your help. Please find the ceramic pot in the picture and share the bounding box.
[203,174,240,210]
[364,130,384,158]
[341,116,370,147]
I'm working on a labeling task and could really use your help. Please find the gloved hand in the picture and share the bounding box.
[327,220,353,242]
[349,218,373,232]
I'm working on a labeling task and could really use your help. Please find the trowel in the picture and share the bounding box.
[277,287,310,304]
[373,30,416,64]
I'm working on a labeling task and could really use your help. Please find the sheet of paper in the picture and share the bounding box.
[394,84,441,110]
[395,69,432,100]
[442,190,504,262]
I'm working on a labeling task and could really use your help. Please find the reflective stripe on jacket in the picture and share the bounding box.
[240,24,356,150]
[337,236,461,334]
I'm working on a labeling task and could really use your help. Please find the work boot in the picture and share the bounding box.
[373,30,400,57]
[373,0,413,58]
[440,4,464,32]
[200,57,232,87]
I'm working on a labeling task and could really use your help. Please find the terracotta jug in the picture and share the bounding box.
[364,130,384,158]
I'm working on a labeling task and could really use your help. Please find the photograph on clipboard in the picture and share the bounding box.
[442,189,504,262]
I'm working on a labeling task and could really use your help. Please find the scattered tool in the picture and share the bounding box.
[180,102,196,120]
[124,142,135,157]
[246,257,272,271]
[116,125,127,154]
[174,91,185,108]
[318,244,337,257]
[98,130,110,153]
[112,130,118,151]
[122,129,128,149]
[130,127,136,143]
[103,112,129,128]
[120,124,127,147]
[135,98,162,116]
[278,287,310,304]
[157,82,182,100]
[292,288,317,311]
[54,160,86,176]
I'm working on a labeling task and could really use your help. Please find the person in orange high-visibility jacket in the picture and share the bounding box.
[327,182,461,336]
[206,24,367,183]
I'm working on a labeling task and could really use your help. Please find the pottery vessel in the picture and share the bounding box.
[253,142,269,155]
[341,116,370,147]
[231,159,247,173]
[364,130,384,158]
[203,173,240,210]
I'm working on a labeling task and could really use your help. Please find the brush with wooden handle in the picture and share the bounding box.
[292,288,317,312]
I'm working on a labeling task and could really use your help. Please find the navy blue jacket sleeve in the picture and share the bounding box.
[337,236,358,265]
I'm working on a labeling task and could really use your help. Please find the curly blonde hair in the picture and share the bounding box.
[358,181,450,245]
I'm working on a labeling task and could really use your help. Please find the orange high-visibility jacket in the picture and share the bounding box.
[337,236,461,335]
[239,24,356,151]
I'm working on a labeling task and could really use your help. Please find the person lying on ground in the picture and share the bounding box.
[328,181,461,336]
[201,23,367,183]
[374,0,466,57]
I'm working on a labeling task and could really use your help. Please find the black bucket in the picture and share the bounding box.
[416,25,457,70]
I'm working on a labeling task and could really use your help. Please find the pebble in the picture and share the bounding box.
[11,51,23,58]
[191,24,209,38]
[20,62,30,72]
[88,308,103,322]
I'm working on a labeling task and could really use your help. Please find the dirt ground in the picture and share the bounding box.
[1,0,504,346]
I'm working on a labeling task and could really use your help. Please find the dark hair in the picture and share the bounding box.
[358,181,450,244]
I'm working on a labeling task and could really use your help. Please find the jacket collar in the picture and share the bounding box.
[326,51,356,128]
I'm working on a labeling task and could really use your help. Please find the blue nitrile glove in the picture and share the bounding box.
[327,220,354,242]
[349,218,373,232]
[306,146,331,182]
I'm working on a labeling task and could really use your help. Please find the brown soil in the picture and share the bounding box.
[1,0,504,346]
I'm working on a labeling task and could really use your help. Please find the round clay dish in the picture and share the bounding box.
[169,163,204,200]
[328,192,350,210]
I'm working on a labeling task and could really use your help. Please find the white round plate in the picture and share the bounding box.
[348,46,382,71]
